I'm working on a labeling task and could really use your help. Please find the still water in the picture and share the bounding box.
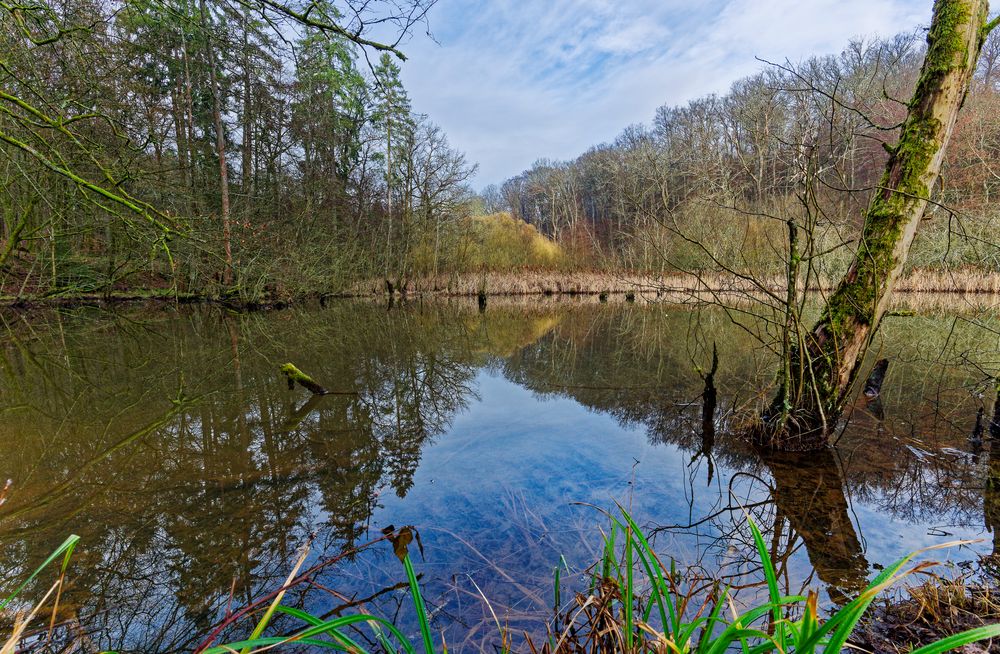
[0,298,998,651]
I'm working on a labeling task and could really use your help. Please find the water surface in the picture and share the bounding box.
[0,298,997,651]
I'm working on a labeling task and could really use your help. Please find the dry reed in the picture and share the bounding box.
[346,268,1000,299]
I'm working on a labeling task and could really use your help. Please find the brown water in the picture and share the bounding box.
[0,298,997,651]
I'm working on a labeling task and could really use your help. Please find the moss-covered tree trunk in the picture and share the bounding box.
[772,0,993,448]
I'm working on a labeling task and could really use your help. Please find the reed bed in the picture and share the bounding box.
[895,269,1000,294]
[347,269,1000,300]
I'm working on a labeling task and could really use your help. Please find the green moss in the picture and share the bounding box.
[916,0,973,92]
[816,2,966,339]
[783,1,987,434]
[280,362,327,394]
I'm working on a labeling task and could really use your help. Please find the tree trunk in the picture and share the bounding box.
[170,81,190,191]
[179,14,197,209]
[241,6,254,209]
[770,0,993,448]
[200,0,234,287]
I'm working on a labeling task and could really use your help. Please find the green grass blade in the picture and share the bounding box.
[239,544,310,654]
[678,615,709,645]
[204,636,347,652]
[642,593,657,624]
[275,605,325,626]
[625,526,676,637]
[698,586,729,652]
[0,534,79,610]
[402,552,435,654]
[907,624,1000,654]
[275,606,373,653]
[290,613,415,643]
[624,525,634,650]
[748,517,783,643]
[615,507,678,636]
[705,627,773,654]
[553,564,561,613]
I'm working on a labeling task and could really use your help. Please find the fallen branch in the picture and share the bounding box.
[280,363,327,395]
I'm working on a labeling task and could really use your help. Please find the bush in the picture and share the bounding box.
[458,212,564,271]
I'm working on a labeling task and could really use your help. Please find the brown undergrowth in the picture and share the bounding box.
[2,267,998,310]
[349,268,1000,300]
[855,561,1000,653]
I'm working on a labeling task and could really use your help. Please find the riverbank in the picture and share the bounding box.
[2,268,999,309]
[350,268,1000,298]
[857,566,1000,653]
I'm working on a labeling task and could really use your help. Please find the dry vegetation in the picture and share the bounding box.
[857,570,1000,653]
[347,268,1000,299]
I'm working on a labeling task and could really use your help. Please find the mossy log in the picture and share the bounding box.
[772,0,992,447]
[280,362,327,395]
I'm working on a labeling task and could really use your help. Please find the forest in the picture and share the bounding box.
[491,30,1000,281]
[5,0,1000,304]
[1,0,477,301]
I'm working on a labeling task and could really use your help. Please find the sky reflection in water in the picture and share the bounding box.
[0,299,996,651]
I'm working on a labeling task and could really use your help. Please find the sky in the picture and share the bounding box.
[390,0,933,188]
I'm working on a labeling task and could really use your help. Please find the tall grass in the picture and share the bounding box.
[532,506,1000,654]
[6,512,1000,653]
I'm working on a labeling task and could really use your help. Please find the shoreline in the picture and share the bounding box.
[2,268,999,310]
[348,269,1000,297]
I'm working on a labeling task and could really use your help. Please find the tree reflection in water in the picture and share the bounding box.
[0,300,996,650]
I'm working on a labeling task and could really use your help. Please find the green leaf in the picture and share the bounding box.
[0,534,80,610]
[748,517,784,644]
[908,624,1000,654]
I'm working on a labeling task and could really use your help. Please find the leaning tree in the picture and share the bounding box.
[768,0,998,448]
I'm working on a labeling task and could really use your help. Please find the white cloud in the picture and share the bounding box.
[398,0,932,187]
[594,18,671,55]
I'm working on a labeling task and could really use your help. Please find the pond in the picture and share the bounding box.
[0,297,998,652]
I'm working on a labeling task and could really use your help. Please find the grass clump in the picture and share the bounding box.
[855,568,1000,653]
[1,534,78,653]
[536,505,1000,654]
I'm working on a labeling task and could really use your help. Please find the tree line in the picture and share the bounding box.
[9,1,1000,305]
[489,29,1000,278]
[489,2,999,445]
[0,0,478,301]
